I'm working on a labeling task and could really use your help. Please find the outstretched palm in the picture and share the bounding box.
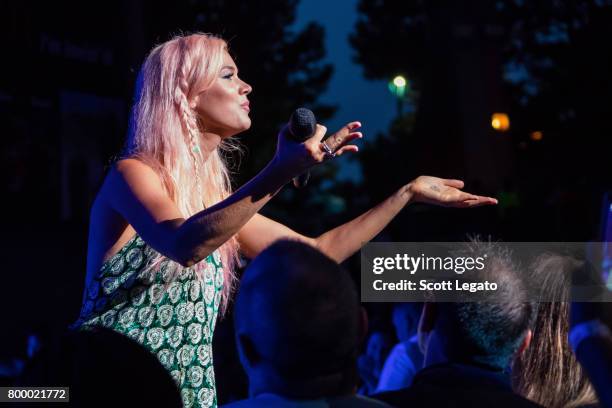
[409,176,498,208]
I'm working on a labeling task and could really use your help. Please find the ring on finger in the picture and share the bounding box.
[321,140,336,159]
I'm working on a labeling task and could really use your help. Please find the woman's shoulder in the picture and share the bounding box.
[98,157,168,210]
[114,157,155,176]
[108,157,164,189]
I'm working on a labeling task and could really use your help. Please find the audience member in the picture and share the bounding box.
[513,255,598,408]
[570,258,612,408]
[374,242,541,408]
[226,240,391,407]
[357,331,393,395]
[18,327,183,407]
[376,303,424,392]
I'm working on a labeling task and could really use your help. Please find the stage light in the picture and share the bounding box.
[491,113,510,132]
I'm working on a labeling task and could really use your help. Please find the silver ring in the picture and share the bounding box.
[321,141,335,159]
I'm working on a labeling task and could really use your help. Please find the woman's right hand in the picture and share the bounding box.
[272,121,363,178]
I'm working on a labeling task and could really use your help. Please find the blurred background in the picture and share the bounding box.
[2,0,612,402]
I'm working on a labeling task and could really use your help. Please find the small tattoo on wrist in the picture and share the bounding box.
[430,184,441,192]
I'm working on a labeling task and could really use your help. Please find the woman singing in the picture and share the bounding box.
[71,33,497,408]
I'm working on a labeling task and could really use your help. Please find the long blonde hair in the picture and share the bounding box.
[124,33,241,312]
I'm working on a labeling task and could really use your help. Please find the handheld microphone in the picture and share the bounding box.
[288,108,317,188]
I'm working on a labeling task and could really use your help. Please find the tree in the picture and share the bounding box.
[350,0,503,241]
[350,0,612,240]
[496,0,612,239]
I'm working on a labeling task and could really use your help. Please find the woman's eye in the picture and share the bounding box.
[222,73,234,79]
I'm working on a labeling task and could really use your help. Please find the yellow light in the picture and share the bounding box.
[491,113,510,132]
[393,75,407,88]
[530,131,543,141]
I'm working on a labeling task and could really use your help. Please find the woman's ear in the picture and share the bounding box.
[236,333,260,371]
[516,329,532,356]
[190,95,199,110]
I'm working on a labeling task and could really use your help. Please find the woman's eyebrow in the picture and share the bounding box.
[221,65,237,72]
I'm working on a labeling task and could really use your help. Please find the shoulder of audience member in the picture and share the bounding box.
[221,395,393,408]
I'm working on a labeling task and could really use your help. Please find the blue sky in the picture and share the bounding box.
[293,0,398,182]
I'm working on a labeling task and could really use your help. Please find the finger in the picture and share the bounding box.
[445,190,477,201]
[457,194,479,203]
[334,145,359,157]
[443,179,465,189]
[312,124,327,142]
[326,131,363,152]
[461,196,497,208]
[336,132,363,147]
[346,121,362,131]
[324,122,362,151]
[470,196,498,205]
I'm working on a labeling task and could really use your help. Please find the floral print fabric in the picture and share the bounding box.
[72,234,224,407]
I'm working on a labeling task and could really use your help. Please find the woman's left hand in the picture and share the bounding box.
[407,176,498,208]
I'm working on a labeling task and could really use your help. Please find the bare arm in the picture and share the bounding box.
[237,213,317,260]
[238,176,497,262]
[107,123,361,267]
[108,157,286,267]
[315,184,412,262]
[317,177,496,262]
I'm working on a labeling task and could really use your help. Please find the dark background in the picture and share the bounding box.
[2,0,611,403]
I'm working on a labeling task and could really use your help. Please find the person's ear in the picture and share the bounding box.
[190,95,199,110]
[236,333,260,370]
[516,329,532,356]
[418,302,438,354]
[358,306,369,343]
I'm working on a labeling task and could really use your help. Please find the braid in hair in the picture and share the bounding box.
[175,42,205,209]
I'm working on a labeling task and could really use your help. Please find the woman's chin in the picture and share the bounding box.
[223,121,251,138]
[237,119,252,133]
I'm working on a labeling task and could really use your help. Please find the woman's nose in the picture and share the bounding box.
[240,80,252,95]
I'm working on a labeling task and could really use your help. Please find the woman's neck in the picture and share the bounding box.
[200,132,222,155]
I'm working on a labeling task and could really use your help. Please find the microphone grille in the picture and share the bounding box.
[289,108,316,141]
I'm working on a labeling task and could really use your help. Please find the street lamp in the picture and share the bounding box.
[388,75,408,116]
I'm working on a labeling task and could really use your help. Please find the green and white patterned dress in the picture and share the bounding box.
[71,234,224,408]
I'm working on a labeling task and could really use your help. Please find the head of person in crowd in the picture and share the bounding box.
[513,254,597,408]
[362,331,393,373]
[393,303,424,343]
[233,239,367,399]
[18,327,182,407]
[357,330,394,395]
[418,241,535,370]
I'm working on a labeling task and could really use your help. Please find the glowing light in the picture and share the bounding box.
[388,75,408,100]
[530,131,543,141]
[491,113,510,132]
[393,75,407,88]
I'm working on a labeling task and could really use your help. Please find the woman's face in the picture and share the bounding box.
[194,50,252,138]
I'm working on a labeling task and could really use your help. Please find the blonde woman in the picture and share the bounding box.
[71,33,497,408]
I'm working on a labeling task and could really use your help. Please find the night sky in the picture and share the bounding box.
[294,0,397,182]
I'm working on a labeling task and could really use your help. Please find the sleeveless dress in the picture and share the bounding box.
[71,234,224,408]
